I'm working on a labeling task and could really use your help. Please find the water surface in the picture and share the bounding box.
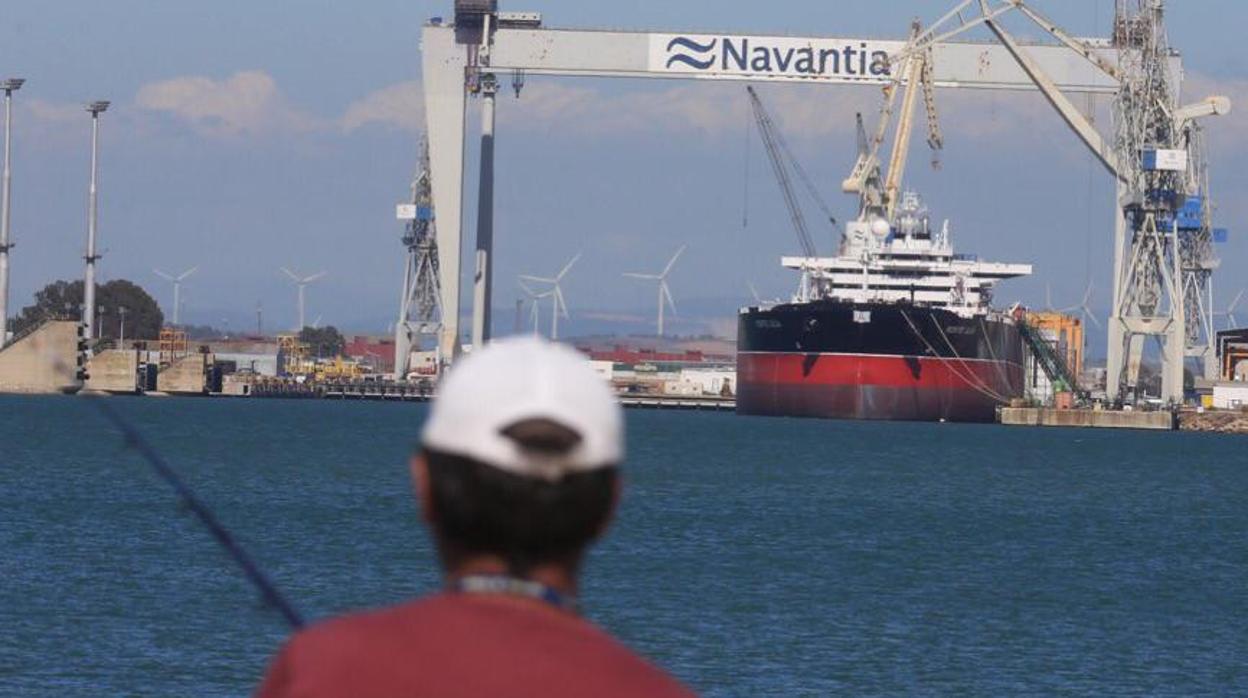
[2,395,1245,695]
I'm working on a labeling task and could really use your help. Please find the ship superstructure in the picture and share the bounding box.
[784,191,1031,314]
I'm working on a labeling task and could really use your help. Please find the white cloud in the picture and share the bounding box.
[135,70,321,137]
[24,98,85,125]
[341,81,423,133]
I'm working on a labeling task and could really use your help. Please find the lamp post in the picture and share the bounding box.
[118,306,127,347]
[83,100,109,346]
[0,78,24,347]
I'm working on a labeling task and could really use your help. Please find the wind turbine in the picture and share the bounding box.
[520,253,580,341]
[1061,282,1103,330]
[281,267,326,331]
[625,245,685,337]
[518,279,553,337]
[747,281,764,305]
[153,267,197,326]
[1218,289,1245,330]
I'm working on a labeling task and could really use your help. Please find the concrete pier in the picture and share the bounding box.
[84,349,139,393]
[999,407,1176,431]
[0,320,82,394]
[156,354,211,394]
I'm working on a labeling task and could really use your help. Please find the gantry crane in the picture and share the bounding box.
[393,137,445,380]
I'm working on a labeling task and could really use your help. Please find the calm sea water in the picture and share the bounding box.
[1,395,1246,696]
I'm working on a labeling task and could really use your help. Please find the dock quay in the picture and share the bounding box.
[619,395,735,411]
[248,379,733,410]
[245,380,434,401]
[999,407,1177,431]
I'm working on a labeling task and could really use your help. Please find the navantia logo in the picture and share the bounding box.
[666,37,719,70]
[656,34,894,79]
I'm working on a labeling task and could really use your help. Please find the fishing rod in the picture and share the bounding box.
[85,393,306,630]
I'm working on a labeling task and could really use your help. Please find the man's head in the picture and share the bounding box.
[415,338,624,576]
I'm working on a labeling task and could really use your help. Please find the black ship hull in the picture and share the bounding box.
[737,301,1026,423]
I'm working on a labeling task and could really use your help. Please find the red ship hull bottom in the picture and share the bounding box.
[736,352,1024,423]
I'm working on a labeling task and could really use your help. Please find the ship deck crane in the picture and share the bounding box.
[843,21,944,225]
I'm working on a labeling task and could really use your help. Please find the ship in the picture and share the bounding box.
[737,192,1033,423]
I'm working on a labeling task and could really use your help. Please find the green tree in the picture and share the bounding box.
[12,279,165,341]
[299,325,346,358]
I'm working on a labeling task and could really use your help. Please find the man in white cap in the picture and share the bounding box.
[257,338,694,697]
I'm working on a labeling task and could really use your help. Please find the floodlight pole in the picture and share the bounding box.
[471,75,498,350]
[83,101,109,347]
[0,78,24,347]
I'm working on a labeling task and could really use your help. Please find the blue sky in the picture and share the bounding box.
[2,0,1245,338]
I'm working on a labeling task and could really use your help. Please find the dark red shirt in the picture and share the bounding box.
[256,593,695,698]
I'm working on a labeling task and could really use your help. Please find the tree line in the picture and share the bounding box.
[11,279,163,340]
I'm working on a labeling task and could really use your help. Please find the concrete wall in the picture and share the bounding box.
[0,321,83,395]
[1212,383,1248,410]
[84,349,139,393]
[1000,407,1175,431]
[679,368,736,396]
[157,353,211,394]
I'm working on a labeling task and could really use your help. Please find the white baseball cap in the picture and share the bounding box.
[422,337,624,481]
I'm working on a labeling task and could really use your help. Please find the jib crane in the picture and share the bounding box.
[746,86,823,260]
[842,20,944,226]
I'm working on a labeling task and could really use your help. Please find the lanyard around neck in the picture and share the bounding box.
[450,575,579,614]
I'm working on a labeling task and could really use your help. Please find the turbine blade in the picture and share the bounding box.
[1084,307,1103,330]
[663,245,687,277]
[179,267,199,282]
[747,281,762,304]
[519,275,556,284]
[153,269,173,281]
[556,287,570,319]
[281,267,299,282]
[1231,289,1246,313]
[623,273,659,280]
[557,253,582,281]
[306,271,327,283]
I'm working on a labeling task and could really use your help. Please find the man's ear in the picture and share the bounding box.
[411,453,435,524]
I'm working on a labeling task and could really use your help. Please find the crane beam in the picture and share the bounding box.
[1008,1,1122,82]
[884,55,924,221]
[979,11,1124,181]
